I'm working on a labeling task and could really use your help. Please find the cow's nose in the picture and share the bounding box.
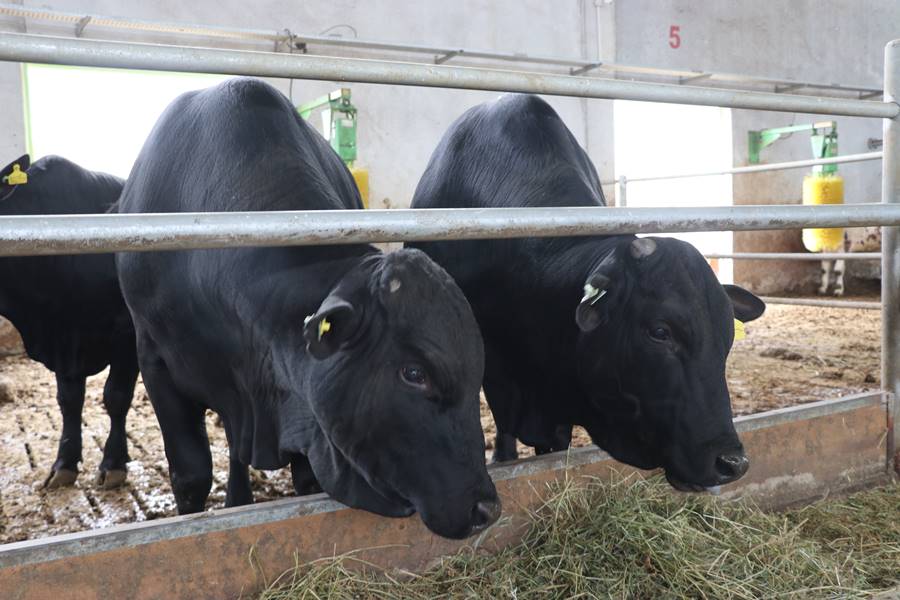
[470,498,502,533]
[714,452,750,482]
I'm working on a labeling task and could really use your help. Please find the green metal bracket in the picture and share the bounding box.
[297,88,357,165]
[748,120,836,165]
[809,127,838,175]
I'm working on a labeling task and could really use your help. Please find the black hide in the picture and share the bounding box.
[116,78,499,539]
[410,94,765,490]
[0,155,138,488]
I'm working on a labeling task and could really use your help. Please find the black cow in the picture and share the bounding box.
[0,155,138,489]
[411,95,765,492]
[116,78,499,539]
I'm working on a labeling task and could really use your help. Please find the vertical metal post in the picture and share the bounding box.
[881,39,900,476]
[616,175,627,207]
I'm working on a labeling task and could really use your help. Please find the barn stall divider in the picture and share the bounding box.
[0,31,897,600]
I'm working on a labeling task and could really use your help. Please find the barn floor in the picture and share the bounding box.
[0,302,882,545]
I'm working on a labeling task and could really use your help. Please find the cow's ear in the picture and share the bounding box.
[723,284,765,323]
[303,296,359,359]
[575,254,619,332]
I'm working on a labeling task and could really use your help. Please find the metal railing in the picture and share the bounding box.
[0,204,898,257]
[0,34,895,118]
[600,151,883,188]
[0,31,895,469]
[0,3,883,100]
[759,297,882,310]
[705,252,880,261]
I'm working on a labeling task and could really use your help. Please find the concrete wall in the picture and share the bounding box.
[0,0,616,209]
[615,0,894,293]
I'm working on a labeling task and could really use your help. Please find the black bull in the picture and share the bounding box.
[411,94,765,492]
[0,154,138,489]
[116,78,499,539]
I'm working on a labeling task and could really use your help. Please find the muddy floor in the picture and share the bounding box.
[0,303,881,544]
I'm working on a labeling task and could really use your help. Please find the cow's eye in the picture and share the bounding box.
[399,364,430,390]
[648,325,671,342]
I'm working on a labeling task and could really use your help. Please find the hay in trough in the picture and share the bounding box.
[257,475,900,599]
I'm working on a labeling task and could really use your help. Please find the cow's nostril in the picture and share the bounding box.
[715,452,750,481]
[470,498,502,532]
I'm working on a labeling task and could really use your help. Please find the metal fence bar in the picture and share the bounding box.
[0,3,285,43]
[600,152,883,186]
[1,204,900,257]
[0,34,895,118]
[759,296,881,310]
[706,252,881,261]
[881,40,900,474]
[0,3,883,99]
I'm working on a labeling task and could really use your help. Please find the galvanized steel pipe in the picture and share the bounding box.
[0,33,896,118]
[601,152,883,186]
[0,4,885,100]
[1,204,900,257]
[881,39,900,474]
[760,297,881,310]
[705,252,881,261]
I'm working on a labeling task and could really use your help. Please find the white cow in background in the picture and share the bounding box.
[814,227,881,296]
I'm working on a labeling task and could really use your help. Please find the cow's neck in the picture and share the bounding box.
[495,234,636,392]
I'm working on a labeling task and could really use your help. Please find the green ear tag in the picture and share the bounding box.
[581,283,607,306]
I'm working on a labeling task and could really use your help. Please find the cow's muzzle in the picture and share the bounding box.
[714,451,750,483]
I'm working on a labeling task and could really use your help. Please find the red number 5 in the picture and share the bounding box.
[669,25,681,49]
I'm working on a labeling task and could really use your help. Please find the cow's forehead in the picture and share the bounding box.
[633,239,731,316]
[376,250,466,306]
[369,251,481,349]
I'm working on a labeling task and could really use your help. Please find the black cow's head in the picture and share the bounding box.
[292,248,500,539]
[574,237,765,492]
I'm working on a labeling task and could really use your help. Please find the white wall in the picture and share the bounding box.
[614,0,896,293]
[0,0,617,209]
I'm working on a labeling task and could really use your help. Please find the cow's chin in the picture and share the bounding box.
[664,472,722,495]
[584,424,661,471]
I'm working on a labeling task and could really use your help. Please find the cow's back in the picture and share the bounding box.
[119,78,362,216]
[116,79,372,469]
[409,95,613,448]
[410,94,608,312]
[413,94,605,211]
[0,156,129,376]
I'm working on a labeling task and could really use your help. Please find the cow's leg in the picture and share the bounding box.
[138,333,212,514]
[833,258,846,297]
[225,458,252,507]
[45,374,86,488]
[97,352,139,489]
[492,431,519,462]
[482,342,522,463]
[221,418,253,507]
[290,454,323,496]
[819,259,833,295]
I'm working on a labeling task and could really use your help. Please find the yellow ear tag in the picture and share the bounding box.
[318,318,331,340]
[733,319,746,341]
[3,164,27,185]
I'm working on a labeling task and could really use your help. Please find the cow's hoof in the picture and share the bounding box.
[96,469,127,489]
[44,468,78,489]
